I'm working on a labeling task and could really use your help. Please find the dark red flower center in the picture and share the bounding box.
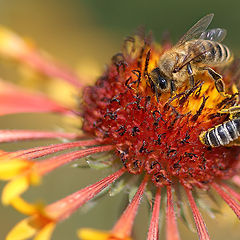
[82,35,240,189]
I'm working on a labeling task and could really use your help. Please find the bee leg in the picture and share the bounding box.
[155,86,160,102]
[226,138,240,147]
[170,80,176,96]
[231,83,239,104]
[218,106,240,119]
[205,67,230,97]
[187,63,194,87]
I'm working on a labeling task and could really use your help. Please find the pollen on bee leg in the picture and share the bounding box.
[7,168,126,240]
[147,187,161,240]
[166,186,180,240]
[212,182,240,219]
[184,187,210,240]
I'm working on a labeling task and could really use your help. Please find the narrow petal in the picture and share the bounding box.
[0,155,40,204]
[0,26,84,88]
[7,168,126,240]
[7,139,99,159]
[34,222,56,240]
[10,197,42,215]
[0,80,70,115]
[6,218,38,240]
[35,145,114,175]
[212,182,240,219]
[220,182,240,202]
[6,215,55,240]
[166,186,180,240]
[0,158,32,180]
[232,175,240,187]
[111,176,148,239]
[147,188,161,240]
[78,228,132,240]
[2,176,31,204]
[21,51,84,89]
[46,167,126,221]
[0,145,112,205]
[0,130,78,143]
[0,144,111,206]
[77,229,111,240]
[185,187,210,240]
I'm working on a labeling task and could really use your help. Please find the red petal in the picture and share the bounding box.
[6,139,99,159]
[20,50,84,89]
[166,186,180,240]
[0,80,70,115]
[147,188,161,240]
[232,176,240,187]
[185,188,210,240]
[35,145,114,175]
[112,176,148,238]
[219,182,240,202]
[0,130,78,143]
[212,182,240,219]
[46,167,126,221]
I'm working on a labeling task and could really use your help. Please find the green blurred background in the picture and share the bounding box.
[0,0,239,239]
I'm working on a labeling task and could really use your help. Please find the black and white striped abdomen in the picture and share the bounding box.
[190,40,232,66]
[200,118,240,147]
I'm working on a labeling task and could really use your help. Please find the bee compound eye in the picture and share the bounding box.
[158,75,168,89]
[150,68,168,90]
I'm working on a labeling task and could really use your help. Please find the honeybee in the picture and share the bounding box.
[149,13,233,96]
[199,106,240,147]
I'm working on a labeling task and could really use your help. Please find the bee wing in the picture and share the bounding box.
[174,28,227,71]
[199,28,227,42]
[174,40,216,72]
[175,13,214,47]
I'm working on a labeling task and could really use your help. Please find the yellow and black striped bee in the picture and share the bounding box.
[199,106,240,147]
[149,13,233,96]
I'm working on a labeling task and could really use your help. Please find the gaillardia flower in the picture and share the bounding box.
[0,22,239,240]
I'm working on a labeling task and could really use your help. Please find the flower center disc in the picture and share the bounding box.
[82,34,240,189]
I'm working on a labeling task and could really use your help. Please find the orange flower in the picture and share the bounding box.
[0,15,239,240]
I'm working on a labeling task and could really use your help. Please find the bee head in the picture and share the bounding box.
[149,67,168,90]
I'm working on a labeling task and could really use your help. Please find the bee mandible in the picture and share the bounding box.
[149,13,233,96]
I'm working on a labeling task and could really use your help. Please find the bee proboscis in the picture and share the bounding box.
[199,106,240,147]
[149,13,232,96]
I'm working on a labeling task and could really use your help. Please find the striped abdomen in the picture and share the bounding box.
[200,118,240,147]
[189,39,232,66]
